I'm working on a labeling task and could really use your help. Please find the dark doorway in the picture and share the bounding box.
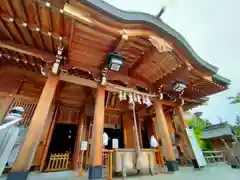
[48,124,77,156]
[104,128,124,149]
[141,129,150,148]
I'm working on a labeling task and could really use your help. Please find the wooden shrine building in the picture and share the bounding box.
[0,0,230,179]
[202,123,236,151]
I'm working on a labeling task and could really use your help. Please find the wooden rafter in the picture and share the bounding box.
[1,16,26,44]
[154,65,187,87]
[0,12,68,50]
[0,40,55,62]
[0,18,14,40]
[0,50,44,74]
[129,47,155,75]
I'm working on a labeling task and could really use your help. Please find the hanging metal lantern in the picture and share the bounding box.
[172,81,186,92]
[107,53,124,72]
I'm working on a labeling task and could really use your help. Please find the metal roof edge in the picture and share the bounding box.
[212,74,231,85]
[203,122,230,131]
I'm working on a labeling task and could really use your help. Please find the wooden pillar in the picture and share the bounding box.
[73,113,85,170]
[11,74,59,172]
[88,86,105,180]
[32,105,56,166]
[176,106,188,129]
[175,106,195,160]
[137,118,143,148]
[154,101,178,171]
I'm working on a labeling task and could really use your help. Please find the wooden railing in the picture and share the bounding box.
[46,152,70,172]
[7,99,37,127]
[203,151,225,165]
[102,149,113,180]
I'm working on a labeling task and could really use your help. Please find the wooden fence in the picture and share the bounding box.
[8,99,37,127]
[46,152,70,172]
[203,151,225,165]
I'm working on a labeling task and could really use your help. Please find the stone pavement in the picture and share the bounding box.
[1,164,239,180]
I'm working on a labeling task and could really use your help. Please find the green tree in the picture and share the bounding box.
[174,112,212,150]
[187,117,211,150]
[228,93,240,104]
[232,115,240,136]
[236,115,240,125]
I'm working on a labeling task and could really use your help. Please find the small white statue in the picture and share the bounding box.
[103,132,109,146]
[150,135,159,148]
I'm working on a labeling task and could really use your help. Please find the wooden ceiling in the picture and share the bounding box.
[0,67,91,108]
[0,0,70,52]
[0,0,229,107]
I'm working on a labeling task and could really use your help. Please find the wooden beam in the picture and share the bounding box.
[0,40,55,62]
[0,91,38,102]
[11,74,59,172]
[59,73,151,96]
[105,107,123,114]
[60,73,180,107]
[60,73,98,89]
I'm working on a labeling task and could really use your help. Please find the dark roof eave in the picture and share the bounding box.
[201,134,234,141]
[213,74,231,85]
[81,0,219,74]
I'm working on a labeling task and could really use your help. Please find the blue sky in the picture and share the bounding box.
[104,0,240,124]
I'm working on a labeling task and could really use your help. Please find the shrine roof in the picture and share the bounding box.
[0,0,230,104]
[202,123,235,140]
[81,0,230,85]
